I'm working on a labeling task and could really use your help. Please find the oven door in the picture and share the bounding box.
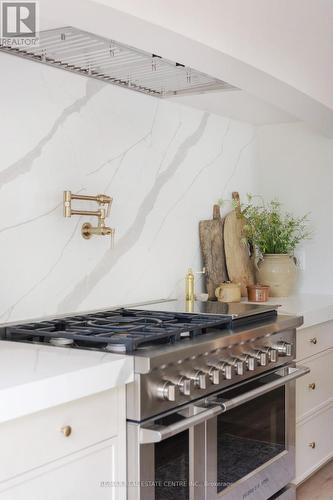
[127,404,222,500]
[127,365,308,500]
[206,365,309,500]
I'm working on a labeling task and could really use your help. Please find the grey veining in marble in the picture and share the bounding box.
[0,79,103,188]
[58,112,210,312]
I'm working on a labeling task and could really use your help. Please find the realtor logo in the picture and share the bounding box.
[1,1,39,45]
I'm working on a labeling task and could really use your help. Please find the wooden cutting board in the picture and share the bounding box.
[199,205,228,300]
[224,192,255,296]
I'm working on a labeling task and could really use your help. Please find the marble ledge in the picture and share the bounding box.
[246,293,333,329]
[0,340,133,424]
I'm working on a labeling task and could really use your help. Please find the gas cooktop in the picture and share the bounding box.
[1,301,278,354]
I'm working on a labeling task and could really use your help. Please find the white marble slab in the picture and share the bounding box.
[0,51,256,323]
[0,341,133,423]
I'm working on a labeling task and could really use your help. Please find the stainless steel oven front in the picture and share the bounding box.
[127,364,309,500]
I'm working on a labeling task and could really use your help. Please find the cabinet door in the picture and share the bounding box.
[295,403,333,484]
[297,321,333,360]
[0,386,125,483]
[0,438,125,500]
[296,348,333,420]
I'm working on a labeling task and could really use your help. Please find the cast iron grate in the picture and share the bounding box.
[4,308,231,353]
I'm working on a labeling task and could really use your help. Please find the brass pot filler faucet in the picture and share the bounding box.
[63,191,115,241]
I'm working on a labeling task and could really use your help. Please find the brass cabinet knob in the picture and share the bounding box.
[308,382,316,390]
[61,425,72,437]
[308,441,316,449]
[309,338,317,344]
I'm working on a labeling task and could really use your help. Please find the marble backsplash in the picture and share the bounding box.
[0,52,256,322]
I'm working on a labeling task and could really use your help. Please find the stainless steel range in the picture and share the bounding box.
[1,300,309,500]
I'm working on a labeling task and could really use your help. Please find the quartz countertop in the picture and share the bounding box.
[0,340,133,424]
[246,293,333,329]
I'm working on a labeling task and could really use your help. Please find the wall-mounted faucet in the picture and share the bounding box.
[63,191,115,241]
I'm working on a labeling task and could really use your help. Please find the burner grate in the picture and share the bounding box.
[4,308,231,353]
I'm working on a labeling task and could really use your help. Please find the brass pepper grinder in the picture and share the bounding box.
[185,268,206,301]
[185,268,195,301]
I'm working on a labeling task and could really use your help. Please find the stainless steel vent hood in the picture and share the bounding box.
[0,26,237,97]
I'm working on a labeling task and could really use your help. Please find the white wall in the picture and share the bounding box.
[0,52,256,322]
[256,122,333,294]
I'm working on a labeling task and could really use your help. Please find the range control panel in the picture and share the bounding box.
[128,329,296,421]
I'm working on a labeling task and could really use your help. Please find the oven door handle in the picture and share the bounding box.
[210,365,310,413]
[139,405,222,444]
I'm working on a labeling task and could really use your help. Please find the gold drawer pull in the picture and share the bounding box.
[308,383,316,390]
[309,338,317,344]
[308,442,316,449]
[61,425,72,437]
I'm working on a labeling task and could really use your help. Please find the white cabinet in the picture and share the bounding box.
[296,320,333,360]
[295,320,333,484]
[0,386,127,500]
[296,348,333,420]
[296,402,333,484]
[0,439,122,500]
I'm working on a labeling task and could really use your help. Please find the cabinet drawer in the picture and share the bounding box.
[297,321,333,360]
[296,403,333,483]
[0,386,124,483]
[296,348,333,420]
[0,439,120,500]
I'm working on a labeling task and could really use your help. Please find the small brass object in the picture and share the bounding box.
[309,337,317,345]
[185,267,206,301]
[308,441,316,449]
[63,191,114,241]
[61,425,72,437]
[185,269,195,301]
[308,382,316,390]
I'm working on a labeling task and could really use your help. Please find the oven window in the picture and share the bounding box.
[216,383,285,493]
[154,413,189,500]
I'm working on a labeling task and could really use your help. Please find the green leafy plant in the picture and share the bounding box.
[234,194,311,255]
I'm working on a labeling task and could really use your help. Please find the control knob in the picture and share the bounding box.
[189,371,207,389]
[212,361,233,380]
[202,366,220,385]
[237,354,256,371]
[276,341,292,357]
[261,346,278,363]
[227,358,244,376]
[251,350,267,367]
[176,376,192,396]
[157,381,176,401]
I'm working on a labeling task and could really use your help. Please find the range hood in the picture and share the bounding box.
[0,26,237,98]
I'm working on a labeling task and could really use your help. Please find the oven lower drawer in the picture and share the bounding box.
[128,365,308,500]
[207,449,294,500]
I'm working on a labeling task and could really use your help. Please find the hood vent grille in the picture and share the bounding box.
[0,26,237,97]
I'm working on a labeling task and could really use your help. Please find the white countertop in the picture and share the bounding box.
[247,293,333,329]
[0,340,133,424]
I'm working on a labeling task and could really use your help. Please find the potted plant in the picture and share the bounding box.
[238,195,311,297]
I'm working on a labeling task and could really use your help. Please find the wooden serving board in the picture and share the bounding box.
[224,192,255,296]
[199,205,228,300]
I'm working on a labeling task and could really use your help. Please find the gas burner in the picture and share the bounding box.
[2,308,231,353]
